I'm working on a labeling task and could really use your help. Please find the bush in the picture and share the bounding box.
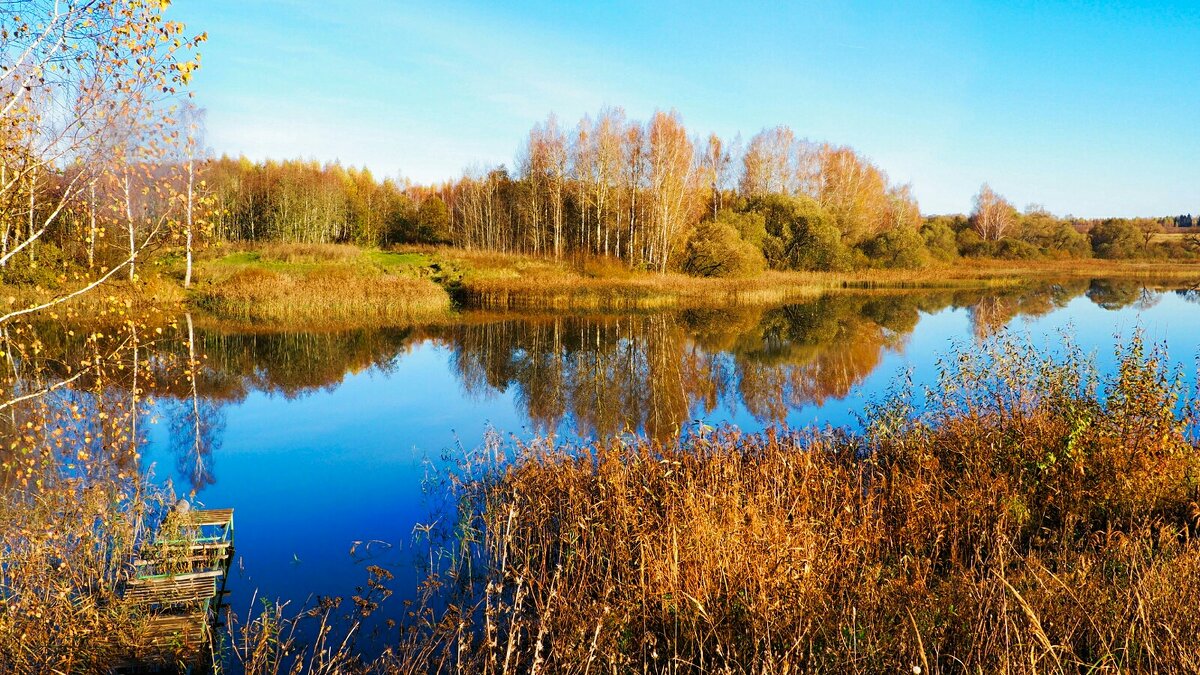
[1019,218,1091,258]
[0,242,72,287]
[725,209,767,249]
[920,219,959,261]
[994,237,1041,260]
[1159,238,1200,260]
[681,213,767,278]
[956,227,992,257]
[1047,222,1091,258]
[743,195,855,271]
[859,226,930,269]
[790,215,858,271]
[1089,219,1143,259]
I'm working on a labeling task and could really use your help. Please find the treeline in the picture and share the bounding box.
[438,111,926,273]
[198,107,1199,277]
[205,157,451,246]
[203,110,923,273]
[923,186,1198,264]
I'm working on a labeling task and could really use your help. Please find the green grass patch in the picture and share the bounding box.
[365,250,432,270]
[215,251,262,266]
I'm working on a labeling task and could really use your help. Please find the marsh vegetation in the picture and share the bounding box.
[363,336,1200,673]
[7,270,1200,673]
[3,2,1200,673]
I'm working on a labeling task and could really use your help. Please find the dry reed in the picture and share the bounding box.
[361,332,1200,673]
[192,266,452,326]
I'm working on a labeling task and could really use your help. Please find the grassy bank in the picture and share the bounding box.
[439,247,1200,311]
[192,243,1200,318]
[12,243,1195,327]
[186,243,453,326]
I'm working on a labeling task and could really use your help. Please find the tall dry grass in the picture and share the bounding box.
[189,243,453,326]
[0,477,202,673]
[255,242,364,264]
[354,333,1200,673]
[431,245,1200,312]
[192,266,451,326]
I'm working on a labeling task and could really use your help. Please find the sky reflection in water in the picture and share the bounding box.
[141,279,1200,633]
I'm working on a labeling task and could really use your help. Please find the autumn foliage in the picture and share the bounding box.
[368,334,1200,673]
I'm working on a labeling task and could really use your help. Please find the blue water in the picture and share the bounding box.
[140,282,1200,645]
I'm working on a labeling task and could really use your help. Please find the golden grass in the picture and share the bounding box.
[191,265,452,327]
[1151,231,1194,244]
[426,246,1200,312]
[255,242,364,264]
[51,244,1181,325]
[955,256,1200,280]
[458,263,1026,311]
[0,268,189,321]
[8,244,1200,328]
[183,242,453,327]
[359,333,1200,673]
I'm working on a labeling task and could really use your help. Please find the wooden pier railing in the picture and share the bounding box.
[118,507,234,673]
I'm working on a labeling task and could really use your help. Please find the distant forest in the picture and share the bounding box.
[44,107,1194,280]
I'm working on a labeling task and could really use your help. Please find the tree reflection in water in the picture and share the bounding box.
[125,278,1182,492]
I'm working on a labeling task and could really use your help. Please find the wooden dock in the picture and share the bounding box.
[119,507,234,672]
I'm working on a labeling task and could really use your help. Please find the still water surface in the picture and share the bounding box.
[141,278,1200,634]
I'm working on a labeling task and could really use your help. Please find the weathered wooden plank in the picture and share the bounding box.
[127,576,218,605]
[142,541,232,553]
[134,554,223,568]
[175,508,234,528]
[139,611,208,646]
[119,505,234,671]
[130,569,225,584]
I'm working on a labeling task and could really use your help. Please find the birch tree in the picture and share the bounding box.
[701,133,731,218]
[646,110,696,272]
[0,0,204,294]
[740,126,796,197]
[178,103,208,288]
[971,183,1016,241]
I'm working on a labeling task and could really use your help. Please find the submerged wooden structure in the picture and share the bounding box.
[120,507,235,673]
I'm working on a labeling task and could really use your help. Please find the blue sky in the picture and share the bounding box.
[172,1,1199,216]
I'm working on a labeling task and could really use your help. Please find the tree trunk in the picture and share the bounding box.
[124,173,136,282]
[184,156,195,288]
[88,183,97,270]
[27,164,36,264]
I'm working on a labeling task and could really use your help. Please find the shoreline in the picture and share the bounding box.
[16,244,1200,330]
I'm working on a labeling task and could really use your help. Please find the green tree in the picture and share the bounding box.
[956,228,992,257]
[417,196,452,244]
[382,188,418,244]
[859,226,930,269]
[1018,207,1090,258]
[994,237,1040,259]
[681,212,766,278]
[920,218,959,261]
[1089,220,1143,259]
[745,194,853,271]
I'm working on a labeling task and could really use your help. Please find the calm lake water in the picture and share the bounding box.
[140,277,1200,642]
